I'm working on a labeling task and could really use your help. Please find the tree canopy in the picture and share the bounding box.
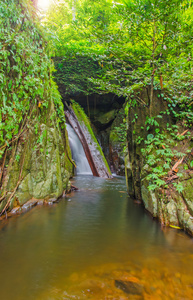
[44,0,192,120]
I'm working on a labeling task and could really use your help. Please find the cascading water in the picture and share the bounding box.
[66,123,92,175]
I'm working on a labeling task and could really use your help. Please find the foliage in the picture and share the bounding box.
[43,0,193,195]
[0,0,65,161]
[44,1,193,116]
[51,79,66,127]
[43,0,131,96]
[53,56,104,97]
[113,122,127,145]
[140,116,192,192]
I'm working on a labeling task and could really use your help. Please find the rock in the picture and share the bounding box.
[95,109,117,127]
[10,206,21,214]
[37,199,44,205]
[115,279,144,295]
[45,197,58,205]
[21,199,38,212]
[109,108,125,175]
[48,197,58,203]
[124,87,193,235]
[141,181,158,217]
[181,178,193,215]
[3,106,73,214]
[66,102,112,178]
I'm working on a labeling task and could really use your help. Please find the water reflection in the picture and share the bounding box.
[0,175,193,299]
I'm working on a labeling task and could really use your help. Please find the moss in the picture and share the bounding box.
[109,131,119,144]
[97,109,117,125]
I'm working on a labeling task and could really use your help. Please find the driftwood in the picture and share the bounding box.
[71,185,78,191]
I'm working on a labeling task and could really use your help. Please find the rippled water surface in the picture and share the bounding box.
[0,176,193,299]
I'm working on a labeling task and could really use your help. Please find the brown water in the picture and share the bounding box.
[0,175,193,300]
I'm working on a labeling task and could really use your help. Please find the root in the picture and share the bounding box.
[0,148,7,186]
[0,149,25,216]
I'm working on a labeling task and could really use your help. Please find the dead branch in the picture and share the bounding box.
[71,184,78,191]
[172,157,184,172]
[179,129,188,136]
[165,174,179,184]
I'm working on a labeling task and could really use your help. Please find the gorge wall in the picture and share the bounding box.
[54,57,126,175]
[125,88,193,235]
[53,54,193,235]
[0,0,73,216]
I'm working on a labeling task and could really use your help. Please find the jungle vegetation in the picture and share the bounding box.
[44,0,193,115]
[0,0,193,196]
[44,0,193,191]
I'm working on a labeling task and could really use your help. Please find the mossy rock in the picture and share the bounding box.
[141,181,158,217]
[95,109,117,126]
[2,103,73,213]
[181,178,193,215]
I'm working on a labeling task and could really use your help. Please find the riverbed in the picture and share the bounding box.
[0,175,193,299]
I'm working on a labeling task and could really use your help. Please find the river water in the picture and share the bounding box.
[0,175,193,299]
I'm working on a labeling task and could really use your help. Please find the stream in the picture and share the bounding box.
[0,175,193,299]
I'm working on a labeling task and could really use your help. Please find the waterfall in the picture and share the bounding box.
[66,123,92,175]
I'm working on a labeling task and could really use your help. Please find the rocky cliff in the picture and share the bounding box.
[0,0,73,216]
[125,87,193,235]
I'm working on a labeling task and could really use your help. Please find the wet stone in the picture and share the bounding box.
[48,197,57,203]
[115,279,144,295]
[22,200,38,211]
[46,197,58,205]
[37,199,44,205]
[10,206,21,214]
